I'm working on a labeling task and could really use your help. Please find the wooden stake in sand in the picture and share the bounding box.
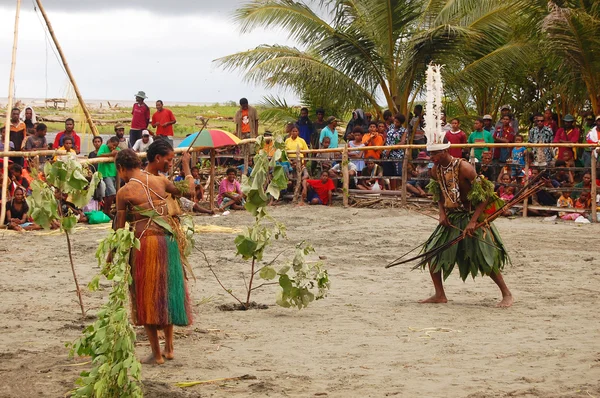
[342,144,349,207]
[1,0,22,227]
[34,0,99,136]
[591,154,597,223]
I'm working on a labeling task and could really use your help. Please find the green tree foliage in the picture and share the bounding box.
[219,0,600,129]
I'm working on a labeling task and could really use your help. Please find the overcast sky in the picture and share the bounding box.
[0,0,298,105]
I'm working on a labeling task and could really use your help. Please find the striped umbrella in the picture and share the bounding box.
[177,129,240,149]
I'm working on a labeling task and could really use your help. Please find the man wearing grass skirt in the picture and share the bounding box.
[420,136,514,307]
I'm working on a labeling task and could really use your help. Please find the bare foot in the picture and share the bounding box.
[419,295,448,304]
[141,353,165,365]
[496,295,514,308]
[296,201,306,207]
[162,351,174,360]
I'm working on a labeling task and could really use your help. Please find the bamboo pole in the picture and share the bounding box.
[401,155,409,208]
[1,0,22,227]
[293,147,302,204]
[209,150,215,211]
[591,154,597,223]
[522,154,530,218]
[342,145,349,207]
[34,0,99,136]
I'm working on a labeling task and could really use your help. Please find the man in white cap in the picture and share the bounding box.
[130,91,150,148]
[132,130,154,153]
[494,105,518,133]
[415,65,513,307]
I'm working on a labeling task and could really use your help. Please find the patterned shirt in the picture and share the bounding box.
[385,125,406,159]
[528,126,554,163]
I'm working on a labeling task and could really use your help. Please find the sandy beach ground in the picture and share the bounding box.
[0,206,599,397]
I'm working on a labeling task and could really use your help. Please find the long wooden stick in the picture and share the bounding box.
[342,145,349,207]
[34,0,99,136]
[522,155,530,218]
[591,154,597,223]
[1,0,22,227]
[209,149,215,212]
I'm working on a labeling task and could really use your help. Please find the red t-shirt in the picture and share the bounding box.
[307,178,335,205]
[444,130,467,159]
[53,131,81,151]
[151,109,176,136]
[131,103,150,130]
[492,126,515,159]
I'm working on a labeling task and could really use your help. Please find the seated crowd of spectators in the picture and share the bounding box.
[1,103,599,229]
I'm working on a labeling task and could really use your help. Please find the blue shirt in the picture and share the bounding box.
[511,147,526,167]
[319,126,338,149]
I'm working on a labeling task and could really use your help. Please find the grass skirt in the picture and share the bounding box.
[418,211,509,281]
[130,231,193,327]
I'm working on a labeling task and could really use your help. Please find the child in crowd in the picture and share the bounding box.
[557,187,574,217]
[53,136,77,162]
[348,128,365,172]
[500,185,515,202]
[444,118,467,159]
[315,136,335,174]
[8,164,29,196]
[561,190,591,221]
[509,135,526,177]
[191,167,204,202]
[301,170,336,206]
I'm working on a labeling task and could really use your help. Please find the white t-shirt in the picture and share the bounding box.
[132,137,154,152]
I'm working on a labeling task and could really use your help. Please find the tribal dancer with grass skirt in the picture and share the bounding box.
[417,64,513,307]
[420,147,513,307]
[113,149,193,364]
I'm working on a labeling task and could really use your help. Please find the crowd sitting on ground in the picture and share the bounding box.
[1,95,599,230]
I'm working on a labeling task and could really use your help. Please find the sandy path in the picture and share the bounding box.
[0,207,599,397]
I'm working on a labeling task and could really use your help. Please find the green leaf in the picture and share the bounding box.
[259,266,277,280]
[61,215,78,233]
[234,235,258,259]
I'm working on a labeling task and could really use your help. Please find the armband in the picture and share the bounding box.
[467,176,496,206]
[426,179,441,202]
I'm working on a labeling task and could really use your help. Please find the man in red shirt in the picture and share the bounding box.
[151,100,177,144]
[130,91,150,147]
[53,118,81,154]
[493,115,516,163]
[554,114,580,161]
[301,170,336,206]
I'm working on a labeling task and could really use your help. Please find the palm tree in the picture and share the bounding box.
[216,0,524,119]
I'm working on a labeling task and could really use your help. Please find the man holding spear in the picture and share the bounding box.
[415,65,513,307]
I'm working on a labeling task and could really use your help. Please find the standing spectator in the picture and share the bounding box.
[408,105,426,145]
[234,98,259,139]
[20,106,37,134]
[554,114,580,161]
[130,91,150,148]
[0,126,15,151]
[362,121,384,160]
[297,107,314,147]
[493,115,516,163]
[88,136,103,160]
[585,116,600,167]
[582,114,596,168]
[24,123,48,166]
[53,136,77,162]
[494,105,519,133]
[543,109,558,135]
[87,136,103,174]
[285,124,309,160]
[114,124,130,150]
[467,118,494,161]
[444,118,467,159]
[382,109,393,129]
[301,170,336,206]
[53,118,81,154]
[348,126,365,172]
[529,114,554,165]
[509,135,526,177]
[96,136,121,216]
[320,116,339,149]
[441,112,452,132]
[377,120,388,143]
[482,114,494,133]
[151,100,177,146]
[9,108,26,166]
[133,130,154,153]
[344,109,368,141]
[383,114,407,190]
[312,108,327,149]
[365,112,373,125]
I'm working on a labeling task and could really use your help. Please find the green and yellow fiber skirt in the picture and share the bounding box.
[418,211,509,281]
